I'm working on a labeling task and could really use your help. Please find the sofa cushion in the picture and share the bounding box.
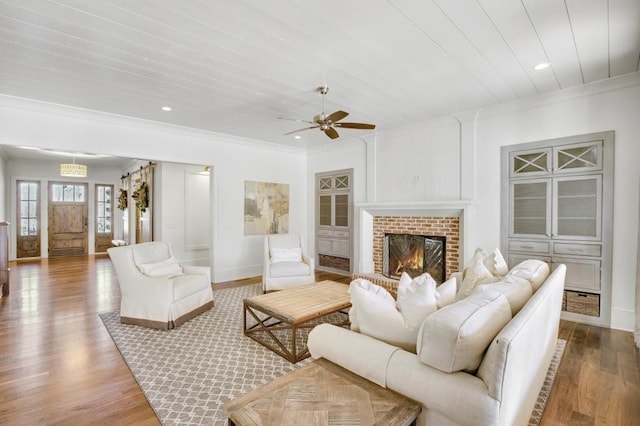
[269,261,310,278]
[348,279,419,352]
[435,276,457,309]
[396,272,438,329]
[475,275,533,316]
[507,259,550,292]
[138,256,183,278]
[132,242,172,265]
[417,290,512,373]
[270,247,302,263]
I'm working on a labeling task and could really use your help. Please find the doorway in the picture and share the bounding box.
[48,182,88,257]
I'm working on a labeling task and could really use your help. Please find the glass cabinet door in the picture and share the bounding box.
[509,148,551,177]
[510,179,551,238]
[552,175,601,241]
[553,140,602,174]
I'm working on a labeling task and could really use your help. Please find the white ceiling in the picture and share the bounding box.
[1,0,639,153]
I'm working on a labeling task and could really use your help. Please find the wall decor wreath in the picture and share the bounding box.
[117,188,128,211]
[132,182,149,212]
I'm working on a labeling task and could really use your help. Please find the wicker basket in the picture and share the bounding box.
[565,290,600,317]
[351,273,399,299]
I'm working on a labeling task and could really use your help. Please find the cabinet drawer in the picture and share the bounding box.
[508,254,550,269]
[318,229,333,237]
[564,290,600,317]
[553,258,600,292]
[332,230,350,238]
[553,243,601,257]
[317,239,332,254]
[508,240,550,254]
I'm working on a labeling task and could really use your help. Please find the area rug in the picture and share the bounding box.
[100,283,566,425]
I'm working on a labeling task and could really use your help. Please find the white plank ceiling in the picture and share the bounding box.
[1,0,639,151]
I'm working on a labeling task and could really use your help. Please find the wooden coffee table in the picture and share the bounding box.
[243,280,350,363]
[223,357,421,425]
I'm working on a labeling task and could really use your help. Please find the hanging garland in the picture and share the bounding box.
[117,188,128,211]
[132,182,149,212]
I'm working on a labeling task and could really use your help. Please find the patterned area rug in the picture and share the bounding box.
[100,283,566,425]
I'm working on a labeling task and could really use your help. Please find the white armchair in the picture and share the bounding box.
[262,234,315,292]
[107,241,214,330]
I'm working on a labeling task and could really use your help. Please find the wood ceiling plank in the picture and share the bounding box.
[523,0,584,88]
[566,0,610,83]
[608,0,640,76]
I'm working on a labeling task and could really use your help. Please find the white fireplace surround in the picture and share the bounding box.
[354,201,473,274]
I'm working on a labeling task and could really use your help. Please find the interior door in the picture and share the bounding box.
[16,181,41,258]
[48,182,88,257]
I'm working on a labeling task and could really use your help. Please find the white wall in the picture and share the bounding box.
[466,72,640,331]
[0,96,308,283]
[306,72,640,331]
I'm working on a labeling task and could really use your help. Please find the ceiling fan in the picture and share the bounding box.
[279,85,376,139]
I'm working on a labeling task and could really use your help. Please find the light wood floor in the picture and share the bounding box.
[0,255,638,425]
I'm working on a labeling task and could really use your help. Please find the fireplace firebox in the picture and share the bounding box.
[383,234,446,283]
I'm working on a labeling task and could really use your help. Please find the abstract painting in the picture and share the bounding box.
[244,181,289,235]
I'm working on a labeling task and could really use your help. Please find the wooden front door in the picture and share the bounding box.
[48,182,88,257]
[16,181,41,258]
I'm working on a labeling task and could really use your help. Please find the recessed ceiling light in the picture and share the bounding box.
[294,135,302,140]
[534,62,550,71]
[161,106,172,111]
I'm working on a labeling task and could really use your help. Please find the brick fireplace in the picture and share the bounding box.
[355,202,469,281]
[373,216,460,280]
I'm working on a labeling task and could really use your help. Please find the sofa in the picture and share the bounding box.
[108,241,214,330]
[308,260,567,426]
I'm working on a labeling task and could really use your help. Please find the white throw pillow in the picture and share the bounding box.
[138,256,183,277]
[270,247,302,263]
[396,272,438,329]
[483,247,509,277]
[435,276,457,309]
[349,279,419,352]
[507,259,550,292]
[456,256,496,301]
[417,290,512,373]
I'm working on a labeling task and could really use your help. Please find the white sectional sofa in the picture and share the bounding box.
[308,260,567,426]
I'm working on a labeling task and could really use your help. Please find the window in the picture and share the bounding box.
[96,185,113,234]
[19,181,39,236]
[51,184,85,202]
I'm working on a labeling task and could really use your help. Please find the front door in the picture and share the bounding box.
[48,182,88,257]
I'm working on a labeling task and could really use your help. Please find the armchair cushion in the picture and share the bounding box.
[138,256,183,277]
[270,247,303,263]
[270,261,311,278]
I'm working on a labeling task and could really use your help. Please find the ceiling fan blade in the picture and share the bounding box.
[324,127,340,139]
[325,110,349,123]
[284,126,318,135]
[278,117,314,124]
[334,122,376,130]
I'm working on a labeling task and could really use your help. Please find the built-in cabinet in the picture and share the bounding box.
[316,169,353,273]
[501,132,614,327]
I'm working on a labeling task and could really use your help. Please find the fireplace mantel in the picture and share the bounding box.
[354,201,473,274]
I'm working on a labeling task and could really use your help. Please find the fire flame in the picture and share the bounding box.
[393,247,424,276]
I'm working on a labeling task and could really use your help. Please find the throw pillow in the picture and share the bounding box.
[417,290,512,373]
[270,247,302,263]
[396,272,438,329]
[456,256,495,301]
[506,259,550,292]
[435,276,457,309]
[138,256,184,277]
[483,247,509,277]
[348,278,420,352]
